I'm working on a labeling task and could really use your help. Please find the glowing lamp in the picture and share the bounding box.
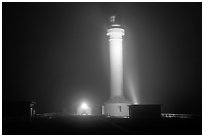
[77,102,92,115]
[80,102,88,110]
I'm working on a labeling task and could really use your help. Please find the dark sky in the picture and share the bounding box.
[3,2,202,114]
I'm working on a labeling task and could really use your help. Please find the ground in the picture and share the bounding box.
[3,114,201,135]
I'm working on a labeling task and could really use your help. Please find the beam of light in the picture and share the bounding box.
[125,71,139,104]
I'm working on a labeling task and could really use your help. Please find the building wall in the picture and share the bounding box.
[104,103,130,117]
[129,105,161,119]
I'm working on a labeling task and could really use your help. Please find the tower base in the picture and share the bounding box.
[104,96,131,117]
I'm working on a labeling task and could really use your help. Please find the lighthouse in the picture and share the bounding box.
[104,16,131,117]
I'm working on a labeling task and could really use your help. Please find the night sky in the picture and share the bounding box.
[3,2,202,114]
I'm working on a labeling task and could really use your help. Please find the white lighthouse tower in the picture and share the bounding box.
[104,16,131,117]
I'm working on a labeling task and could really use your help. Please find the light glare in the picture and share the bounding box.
[125,71,139,104]
[80,102,88,110]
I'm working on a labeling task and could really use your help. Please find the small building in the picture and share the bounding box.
[129,104,161,119]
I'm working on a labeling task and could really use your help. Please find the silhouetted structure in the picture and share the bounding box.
[3,101,36,118]
[129,105,161,119]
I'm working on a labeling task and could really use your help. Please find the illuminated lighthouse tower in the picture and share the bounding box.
[104,16,131,117]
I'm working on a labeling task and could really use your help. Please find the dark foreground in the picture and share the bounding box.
[3,115,202,135]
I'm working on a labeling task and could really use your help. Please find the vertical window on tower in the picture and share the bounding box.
[119,106,122,112]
